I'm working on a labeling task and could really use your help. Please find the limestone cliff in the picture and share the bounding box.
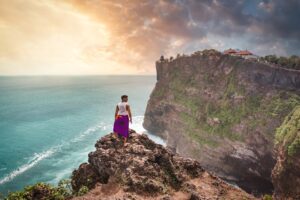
[143,49,300,195]
[272,106,300,199]
[70,131,256,200]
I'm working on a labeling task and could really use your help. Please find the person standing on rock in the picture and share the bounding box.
[113,95,132,145]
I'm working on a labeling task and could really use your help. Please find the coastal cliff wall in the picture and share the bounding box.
[143,49,300,195]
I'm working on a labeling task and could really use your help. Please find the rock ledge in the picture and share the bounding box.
[71,131,256,200]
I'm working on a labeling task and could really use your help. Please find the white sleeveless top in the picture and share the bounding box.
[117,102,129,115]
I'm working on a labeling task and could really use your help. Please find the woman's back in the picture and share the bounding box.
[117,102,129,115]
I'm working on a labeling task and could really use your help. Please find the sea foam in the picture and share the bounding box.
[130,116,165,146]
[0,122,106,185]
[0,149,56,185]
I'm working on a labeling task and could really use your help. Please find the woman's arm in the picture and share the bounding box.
[127,105,132,123]
[115,105,119,119]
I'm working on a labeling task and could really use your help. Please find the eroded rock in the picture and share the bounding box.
[71,132,256,200]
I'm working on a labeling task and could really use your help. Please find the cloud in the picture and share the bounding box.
[258,1,274,12]
[67,0,300,55]
[0,0,141,75]
[0,0,299,75]
[66,0,210,69]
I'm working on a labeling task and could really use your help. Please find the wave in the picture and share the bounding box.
[0,149,56,185]
[130,116,165,146]
[130,115,147,133]
[0,122,107,185]
[71,122,109,143]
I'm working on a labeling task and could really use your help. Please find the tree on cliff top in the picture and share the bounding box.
[262,55,300,70]
[160,55,164,62]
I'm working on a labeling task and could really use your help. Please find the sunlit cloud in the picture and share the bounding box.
[0,0,140,75]
[0,0,299,75]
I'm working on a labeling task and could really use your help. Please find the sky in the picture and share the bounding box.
[0,0,299,75]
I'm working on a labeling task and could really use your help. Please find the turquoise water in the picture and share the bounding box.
[0,76,164,194]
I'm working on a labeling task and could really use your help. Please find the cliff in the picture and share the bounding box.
[272,106,300,199]
[70,131,256,200]
[143,49,300,195]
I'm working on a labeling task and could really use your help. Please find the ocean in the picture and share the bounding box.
[0,76,164,195]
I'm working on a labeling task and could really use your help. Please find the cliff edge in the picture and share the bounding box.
[143,49,300,195]
[70,131,256,200]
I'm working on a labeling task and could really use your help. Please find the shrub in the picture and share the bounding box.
[3,179,81,200]
[76,186,89,196]
[263,194,273,200]
[262,55,300,70]
[275,106,300,157]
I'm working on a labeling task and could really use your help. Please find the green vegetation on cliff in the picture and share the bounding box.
[165,55,300,148]
[275,106,300,157]
[262,55,300,70]
[1,179,88,200]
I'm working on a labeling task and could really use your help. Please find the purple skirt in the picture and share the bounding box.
[113,115,129,138]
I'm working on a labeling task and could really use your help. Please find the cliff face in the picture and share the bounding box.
[71,131,256,200]
[272,106,300,199]
[143,49,300,195]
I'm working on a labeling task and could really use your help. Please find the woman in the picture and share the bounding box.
[113,95,132,145]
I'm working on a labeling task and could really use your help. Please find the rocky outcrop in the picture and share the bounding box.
[143,49,300,195]
[272,106,300,200]
[71,131,256,200]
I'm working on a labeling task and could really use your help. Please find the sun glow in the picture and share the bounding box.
[0,0,149,75]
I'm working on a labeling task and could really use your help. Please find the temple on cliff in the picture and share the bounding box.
[224,48,259,60]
